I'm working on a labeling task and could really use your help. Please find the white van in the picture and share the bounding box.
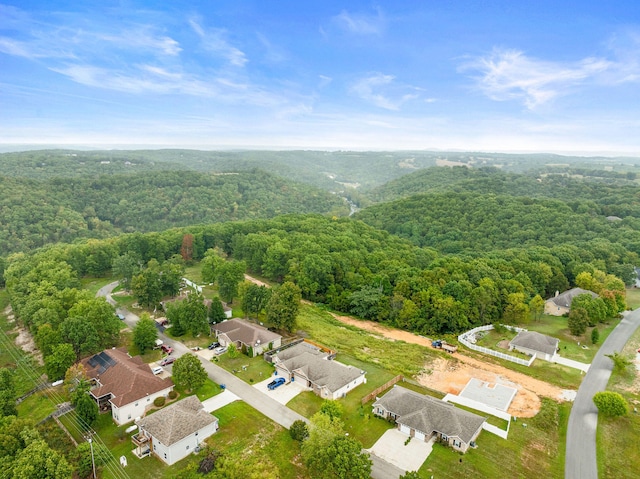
[152,366,164,375]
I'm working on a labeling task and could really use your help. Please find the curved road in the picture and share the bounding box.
[98,281,403,477]
[565,308,640,479]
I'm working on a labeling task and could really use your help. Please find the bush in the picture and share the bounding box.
[154,396,166,407]
[493,323,506,334]
[289,420,309,441]
[168,390,178,400]
[593,391,628,417]
[591,328,600,345]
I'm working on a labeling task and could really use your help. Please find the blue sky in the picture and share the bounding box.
[1,1,640,154]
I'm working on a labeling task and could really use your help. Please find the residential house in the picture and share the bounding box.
[508,330,559,361]
[134,396,218,465]
[273,342,366,400]
[212,318,282,356]
[81,349,174,426]
[544,287,599,316]
[373,385,485,453]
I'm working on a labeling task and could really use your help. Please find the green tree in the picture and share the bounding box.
[72,441,109,479]
[266,281,301,332]
[112,252,140,291]
[131,263,162,308]
[208,296,227,324]
[11,434,73,479]
[44,343,76,381]
[172,354,207,393]
[217,261,246,303]
[0,368,17,417]
[201,248,225,284]
[35,324,62,358]
[227,343,238,359]
[568,307,588,336]
[605,351,632,374]
[133,314,158,354]
[502,292,529,324]
[302,412,344,478]
[529,294,545,322]
[591,327,600,345]
[289,420,309,441]
[59,317,99,360]
[324,435,372,479]
[242,284,272,319]
[319,400,343,420]
[593,391,628,417]
[68,298,120,348]
[75,394,98,430]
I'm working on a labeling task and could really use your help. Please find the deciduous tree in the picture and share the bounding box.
[266,281,301,332]
[172,354,207,393]
[133,314,158,354]
[44,343,76,381]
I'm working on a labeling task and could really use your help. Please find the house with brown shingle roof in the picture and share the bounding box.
[213,318,281,356]
[134,396,218,465]
[80,348,174,425]
[373,386,485,453]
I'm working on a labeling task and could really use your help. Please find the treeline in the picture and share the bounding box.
[0,169,347,254]
[355,191,640,260]
[4,215,630,343]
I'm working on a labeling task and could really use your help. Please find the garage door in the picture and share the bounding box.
[400,424,411,435]
[415,430,425,441]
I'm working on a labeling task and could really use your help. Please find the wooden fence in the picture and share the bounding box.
[361,375,404,405]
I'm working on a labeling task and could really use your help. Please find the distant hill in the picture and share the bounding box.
[0,169,348,254]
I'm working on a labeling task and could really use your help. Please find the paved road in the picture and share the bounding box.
[565,308,640,479]
[98,282,400,477]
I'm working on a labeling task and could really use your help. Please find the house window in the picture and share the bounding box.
[128,414,131,420]
[441,435,448,442]
[195,432,198,436]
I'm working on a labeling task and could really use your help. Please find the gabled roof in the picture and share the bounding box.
[548,288,598,308]
[137,396,217,446]
[213,318,281,347]
[373,386,485,444]
[278,351,364,393]
[81,348,173,407]
[274,342,328,362]
[509,331,559,356]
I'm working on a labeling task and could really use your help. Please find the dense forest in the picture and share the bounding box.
[0,169,347,254]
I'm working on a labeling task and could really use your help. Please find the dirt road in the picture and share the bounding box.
[331,313,568,417]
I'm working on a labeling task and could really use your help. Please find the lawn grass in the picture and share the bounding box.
[596,324,640,478]
[625,287,640,310]
[419,402,570,479]
[16,388,60,422]
[80,275,115,296]
[214,352,275,384]
[296,304,435,379]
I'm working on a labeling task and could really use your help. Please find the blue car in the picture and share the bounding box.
[267,377,286,390]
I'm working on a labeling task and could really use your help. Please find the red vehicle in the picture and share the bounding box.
[161,344,173,355]
[160,356,176,366]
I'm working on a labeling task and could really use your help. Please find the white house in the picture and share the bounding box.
[213,318,282,357]
[273,343,366,400]
[134,396,218,465]
[81,349,174,426]
[509,331,559,362]
[544,288,598,316]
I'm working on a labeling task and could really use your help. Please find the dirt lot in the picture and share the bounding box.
[331,313,567,418]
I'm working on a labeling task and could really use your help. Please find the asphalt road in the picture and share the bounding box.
[98,282,402,477]
[565,308,640,479]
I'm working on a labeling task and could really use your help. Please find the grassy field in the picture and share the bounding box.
[214,352,276,384]
[596,324,640,478]
[80,275,115,296]
[625,287,640,310]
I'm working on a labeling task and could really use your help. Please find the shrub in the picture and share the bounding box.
[289,420,309,441]
[593,391,628,417]
[591,328,600,345]
[168,390,178,400]
[154,396,166,407]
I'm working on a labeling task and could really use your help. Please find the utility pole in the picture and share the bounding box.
[88,437,96,479]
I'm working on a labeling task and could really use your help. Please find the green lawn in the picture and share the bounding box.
[80,275,115,296]
[16,388,61,422]
[597,324,640,478]
[625,287,640,310]
[214,352,275,384]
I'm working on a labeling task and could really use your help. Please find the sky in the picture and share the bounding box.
[1,1,640,154]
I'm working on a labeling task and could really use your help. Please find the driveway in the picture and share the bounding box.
[551,355,590,373]
[565,309,640,479]
[253,377,308,405]
[367,428,434,472]
[201,390,240,413]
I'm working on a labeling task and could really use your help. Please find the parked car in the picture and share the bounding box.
[267,377,286,390]
[213,346,227,355]
[208,342,220,350]
[151,366,164,375]
[161,344,173,355]
[117,313,126,320]
[160,356,176,366]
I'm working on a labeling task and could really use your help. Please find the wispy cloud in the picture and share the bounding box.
[350,73,421,110]
[189,18,247,67]
[462,49,611,108]
[331,8,385,36]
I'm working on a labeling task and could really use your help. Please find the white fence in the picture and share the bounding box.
[458,325,536,367]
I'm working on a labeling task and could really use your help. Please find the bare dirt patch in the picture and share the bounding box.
[14,326,44,366]
[244,274,269,287]
[3,304,14,322]
[330,314,567,417]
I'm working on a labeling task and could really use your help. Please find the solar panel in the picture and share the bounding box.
[87,351,117,374]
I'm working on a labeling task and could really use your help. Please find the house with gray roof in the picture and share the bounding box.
[544,287,599,316]
[273,346,366,400]
[509,330,559,361]
[373,386,485,453]
[213,318,281,357]
[134,396,218,465]
[81,348,174,425]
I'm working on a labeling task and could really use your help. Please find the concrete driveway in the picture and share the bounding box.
[367,428,434,472]
[201,390,240,413]
[253,377,309,405]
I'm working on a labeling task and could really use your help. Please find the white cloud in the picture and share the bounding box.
[189,18,247,67]
[332,8,385,35]
[318,75,333,88]
[350,73,420,110]
[462,49,611,109]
